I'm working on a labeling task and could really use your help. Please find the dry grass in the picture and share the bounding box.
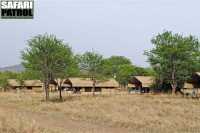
[0,91,200,132]
[0,110,56,133]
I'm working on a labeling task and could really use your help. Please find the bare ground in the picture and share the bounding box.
[1,104,129,133]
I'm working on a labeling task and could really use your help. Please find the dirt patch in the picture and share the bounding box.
[1,104,128,133]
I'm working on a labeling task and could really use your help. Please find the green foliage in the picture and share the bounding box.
[108,56,132,77]
[98,59,113,78]
[57,54,82,79]
[132,66,153,76]
[116,64,134,86]
[16,73,25,87]
[79,50,106,96]
[0,71,18,79]
[144,30,200,93]
[21,34,74,100]
[18,70,42,80]
[98,56,132,78]
[0,71,18,90]
[79,51,103,78]
[116,64,153,86]
[21,34,74,81]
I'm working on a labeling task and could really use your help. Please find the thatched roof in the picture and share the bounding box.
[7,79,20,86]
[67,78,119,88]
[49,78,119,88]
[128,76,154,88]
[96,78,119,87]
[49,79,71,87]
[7,79,43,87]
[24,80,43,87]
[184,72,200,88]
[67,78,93,87]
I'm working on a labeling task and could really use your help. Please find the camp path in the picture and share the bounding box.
[1,104,129,133]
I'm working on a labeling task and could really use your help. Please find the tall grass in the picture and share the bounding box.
[0,91,200,132]
[0,110,57,133]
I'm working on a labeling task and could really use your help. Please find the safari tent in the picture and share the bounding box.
[24,80,43,90]
[7,79,20,89]
[128,76,154,93]
[184,72,200,93]
[48,79,71,91]
[62,78,119,93]
[7,79,43,90]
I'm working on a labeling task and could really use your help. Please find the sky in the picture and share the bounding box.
[0,0,200,67]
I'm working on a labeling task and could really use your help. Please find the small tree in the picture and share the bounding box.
[117,64,134,88]
[117,64,152,88]
[0,71,17,91]
[0,76,11,91]
[21,34,74,101]
[16,73,25,89]
[79,51,103,97]
[144,31,200,94]
[19,70,42,80]
[108,56,132,78]
[99,59,113,78]
[55,56,81,100]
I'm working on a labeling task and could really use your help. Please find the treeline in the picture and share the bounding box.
[0,34,152,100]
[145,31,200,94]
[1,30,199,100]
[0,55,152,90]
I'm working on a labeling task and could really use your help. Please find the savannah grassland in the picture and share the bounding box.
[0,91,200,133]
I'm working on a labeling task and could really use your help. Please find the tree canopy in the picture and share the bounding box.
[117,64,153,87]
[21,34,74,100]
[79,51,103,96]
[117,64,134,86]
[144,31,200,94]
[98,56,132,78]
[0,71,18,91]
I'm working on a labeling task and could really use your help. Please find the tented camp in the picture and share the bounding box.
[128,76,154,93]
[7,79,20,89]
[49,79,71,91]
[184,72,200,93]
[54,78,119,93]
[24,80,43,90]
[7,79,43,90]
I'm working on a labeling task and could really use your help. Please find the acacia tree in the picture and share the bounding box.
[97,56,131,79]
[21,34,73,101]
[16,73,25,89]
[117,64,134,87]
[108,56,131,78]
[0,76,11,91]
[144,31,200,94]
[0,71,17,91]
[99,59,113,77]
[18,70,42,80]
[117,64,152,87]
[79,51,103,97]
[55,55,81,100]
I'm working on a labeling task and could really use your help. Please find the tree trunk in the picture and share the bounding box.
[92,85,95,97]
[45,82,50,101]
[59,86,62,100]
[92,76,96,97]
[45,88,49,101]
[171,61,177,94]
[171,84,177,94]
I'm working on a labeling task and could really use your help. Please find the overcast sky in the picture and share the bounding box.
[0,0,200,67]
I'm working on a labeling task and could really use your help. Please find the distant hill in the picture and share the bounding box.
[0,64,25,73]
